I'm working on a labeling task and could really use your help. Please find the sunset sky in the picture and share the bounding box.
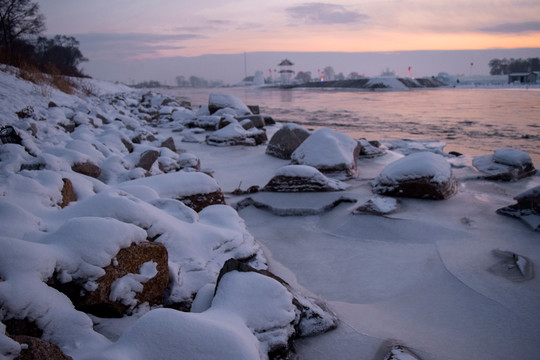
[36,0,540,83]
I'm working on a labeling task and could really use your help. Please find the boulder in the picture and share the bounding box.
[383,344,422,360]
[215,259,338,358]
[496,185,540,231]
[71,161,101,179]
[51,242,169,317]
[372,152,458,200]
[264,165,348,192]
[266,123,310,160]
[10,335,73,360]
[121,138,134,153]
[59,178,76,208]
[472,148,536,181]
[488,249,534,281]
[136,150,159,171]
[208,93,252,116]
[291,128,360,179]
[206,123,266,146]
[160,137,176,153]
[177,153,201,171]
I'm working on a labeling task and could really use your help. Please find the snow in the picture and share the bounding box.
[1,67,540,360]
[375,151,452,184]
[208,93,252,116]
[493,148,532,166]
[109,261,158,307]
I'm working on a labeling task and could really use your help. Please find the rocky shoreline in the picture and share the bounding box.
[1,67,539,360]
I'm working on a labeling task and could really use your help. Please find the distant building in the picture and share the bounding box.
[508,72,538,84]
[278,59,294,83]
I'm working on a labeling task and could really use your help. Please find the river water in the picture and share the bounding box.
[162,87,540,165]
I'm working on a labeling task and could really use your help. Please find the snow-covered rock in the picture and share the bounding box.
[353,196,398,215]
[291,128,360,179]
[266,123,310,160]
[206,122,267,146]
[372,152,458,200]
[473,148,536,181]
[264,165,348,192]
[208,93,252,116]
[496,185,540,231]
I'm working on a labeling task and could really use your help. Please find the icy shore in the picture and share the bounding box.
[0,68,539,360]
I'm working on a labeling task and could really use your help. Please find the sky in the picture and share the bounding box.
[36,0,540,84]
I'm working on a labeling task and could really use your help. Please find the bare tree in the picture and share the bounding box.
[0,0,45,59]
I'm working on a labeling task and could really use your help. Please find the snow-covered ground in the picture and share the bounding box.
[0,68,539,360]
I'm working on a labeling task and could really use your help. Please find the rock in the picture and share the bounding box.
[372,152,458,200]
[353,196,398,215]
[136,150,159,171]
[488,249,534,282]
[48,101,58,108]
[184,115,222,130]
[473,148,536,181]
[0,126,23,145]
[358,138,386,158]
[247,105,260,114]
[121,138,134,153]
[215,259,337,358]
[264,165,348,192]
[177,153,201,171]
[71,161,101,179]
[208,93,252,116]
[383,344,422,360]
[266,123,311,160]
[206,123,265,146]
[10,335,73,360]
[3,318,42,338]
[15,106,34,119]
[59,178,76,208]
[496,185,540,231]
[51,242,169,317]
[180,190,226,212]
[239,119,254,130]
[235,115,266,128]
[291,128,360,179]
[160,137,176,153]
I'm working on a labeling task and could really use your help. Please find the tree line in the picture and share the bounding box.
[488,57,540,75]
[0,0,87,77]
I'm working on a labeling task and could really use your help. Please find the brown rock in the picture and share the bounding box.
[51,242,169,318]
[266,124,310,160]
[374,176,458,200]
[136,150,159,171]
[10,335,73,360]
[121,138,134,153]
[71,161,101,178]
[59,178,77,208]
[160,137,176,153]
[179,190,226,212]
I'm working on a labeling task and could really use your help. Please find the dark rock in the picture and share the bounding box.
[71,161,101,179]
[136,150,159,171]
[131,135,142,144]
[263,115,275,125]
[160,137,176,153]
[235,115,265,128]
[96,113,109,124]
[177,153,201,171]
[48,101,58,108]
[497,185,540,231]
[472,148,536,181]
[239,119,254,130]
[358,138,386,158]
[121,138,134,153]
[179,190,226,212]
[3,318,42,338]
[0,126,23,145]
[51,242,169,317]
[266,123,311,160]
[146,134,157,142]
[217,116,235,129]
[247,105,260,114]
[10,335,73,360]
[206,123,265,146]
[264,165,348,192]
[353,197,398,215]
[372,152,458,200]
[16,106,34,119]
[59,123,76,133]
[383,344,422,360]
[59,178,76,208]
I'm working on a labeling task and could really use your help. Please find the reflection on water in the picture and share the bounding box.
[162,87,540,164]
